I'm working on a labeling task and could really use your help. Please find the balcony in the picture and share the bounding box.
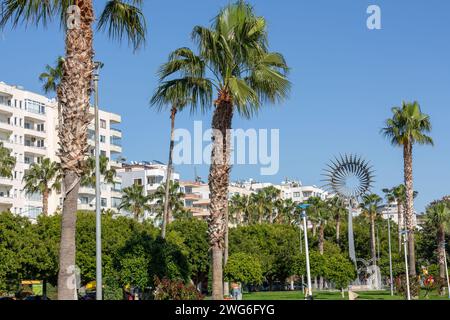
[0,177,13,186]
[0,195,13,206]
[110,128,122,138]
[0,119,13,133]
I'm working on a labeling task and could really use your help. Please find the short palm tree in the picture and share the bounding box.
[0,142,15,179]
[1,0,147,299]
[157,1,290,299]
[23,158,62,216]
[119,184,152,221]
[382,101,433,276]
[262,186,281,223]
[327,196,347,244]
[425,199,450,294]
[80,155,116,188]
[151,180,185,227]
[360,194,382,266]
[307,197,330,255]
[229,194,246,225]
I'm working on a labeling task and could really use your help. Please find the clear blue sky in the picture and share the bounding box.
[1,0,449,212]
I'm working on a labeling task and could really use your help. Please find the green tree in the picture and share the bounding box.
[119,184,152,221]
[81,155,116,188]
[168,218,210,289]
[0,142,15,179]
[158,1,290,299]
[1,0,147,299]
[151,180,185,226]
[425,198,450,294]
[382,101,433,277]
[23,158,62,216]
[225,252,263,286]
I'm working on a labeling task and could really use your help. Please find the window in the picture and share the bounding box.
[79,196,89,204]
[293,192,301,198]
[100,150,106,156]
[134,179,143,186]
[100,119,106,129]
[147,176,163,185]
[37,123,44,132]
[100,135,106,143]
[101,198,107,207]
[111,197,121,208]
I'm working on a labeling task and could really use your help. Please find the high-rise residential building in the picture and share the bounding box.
[0,81,123,219]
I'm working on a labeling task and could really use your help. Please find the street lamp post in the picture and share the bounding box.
[402,230,411,300]
[94,61,102,301]
[387,214,394,296]
[298,204,312,300]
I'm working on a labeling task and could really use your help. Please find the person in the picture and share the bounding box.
[231,282,240,300]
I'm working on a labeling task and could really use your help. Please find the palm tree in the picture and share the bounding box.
[119,184,152,221]
[229,194,248,225]
[262,186,281,223]
[1,0,147,299]
[274,198,297,225]
[151,180,185,227]
[158,1,290,299]
[23,158,62,216]
[382,101,433,276]
[360,194,382,266]
[425,199,450,294]
[327,196,346,244]
[0,142,15,179]
[151,73,211,240]
[39,56,64,127]
[80,155,116,188]
[39,56,65,94]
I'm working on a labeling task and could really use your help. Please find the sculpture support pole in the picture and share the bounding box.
[347,199,357,269]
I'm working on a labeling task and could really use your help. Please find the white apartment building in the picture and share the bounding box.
[0,81,123,219]
[117,161,180,220]
[377,201,418,228]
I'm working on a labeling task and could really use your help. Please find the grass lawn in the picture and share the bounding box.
[242,290,449,300]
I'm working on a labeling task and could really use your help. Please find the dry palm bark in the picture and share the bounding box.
[57,0,94,300]
[208,90,233,300]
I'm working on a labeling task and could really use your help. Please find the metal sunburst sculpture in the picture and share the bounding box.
[323,154,375,265]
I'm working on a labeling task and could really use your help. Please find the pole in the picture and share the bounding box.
[387,215,394,296]
[403,231,411,300]
[94,62,102,301]
[302,210,312,299]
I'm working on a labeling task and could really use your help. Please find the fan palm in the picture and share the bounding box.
[23,158,62,216]
[327,196,347,244]
[151,74,211,239]
[1,0,147,299]
[229,194,248,225]
[158,1,290,299]
[151,180,185,227]
[382,101,433,276]
[118,184,151,221]
[0,142,15,179]
[80,155,116,188]
[425,199,450,294]
[360,194,382,266]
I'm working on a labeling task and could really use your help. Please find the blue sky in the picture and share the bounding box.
[1,0,449,212]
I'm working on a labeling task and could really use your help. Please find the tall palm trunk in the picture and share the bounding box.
[370,213,377,265]
[161,107,177,239]
[223,206,229,297]
[42,188,49,216]
[57,0,94,300]
[438,224,446,295]
[208,90,233,300]
[319,224,325,254]
[397,201,403,253]
[403,142,416,276]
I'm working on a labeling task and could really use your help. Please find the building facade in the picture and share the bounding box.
[117,161,180,220]
[0,81,123,219]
